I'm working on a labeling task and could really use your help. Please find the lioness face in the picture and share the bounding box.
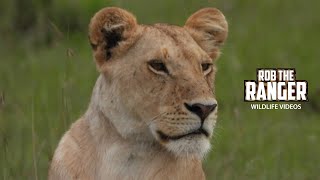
[89,8,228,158]
[125,26,219,158]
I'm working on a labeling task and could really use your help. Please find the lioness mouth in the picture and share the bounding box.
[157,128,209,141]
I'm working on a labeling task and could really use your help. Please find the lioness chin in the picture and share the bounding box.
[49,7,228,180]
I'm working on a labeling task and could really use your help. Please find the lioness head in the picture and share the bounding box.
[88,7,228,158]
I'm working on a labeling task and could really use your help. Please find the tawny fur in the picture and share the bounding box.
[49,7,228,180]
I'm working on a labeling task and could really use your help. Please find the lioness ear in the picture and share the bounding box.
[184,8,228,59]
[88,7,138,69]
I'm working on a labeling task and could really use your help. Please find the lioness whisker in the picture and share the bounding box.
[147,112,167,126]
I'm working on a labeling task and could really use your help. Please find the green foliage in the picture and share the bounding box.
[0,0,319,179]
[0,0,112,46]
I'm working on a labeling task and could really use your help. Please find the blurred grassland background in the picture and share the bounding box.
[0,0,320,179]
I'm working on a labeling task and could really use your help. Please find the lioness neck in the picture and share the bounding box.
[82,75,206,179]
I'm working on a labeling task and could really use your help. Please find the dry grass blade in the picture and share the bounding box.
[49,20,64,40]
[67,48,75,58]
[0,91,4,106]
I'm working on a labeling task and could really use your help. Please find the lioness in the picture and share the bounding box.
[49,7,228,180]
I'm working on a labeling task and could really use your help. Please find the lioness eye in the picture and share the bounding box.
[201,63,212,73]
[148,60,169,74]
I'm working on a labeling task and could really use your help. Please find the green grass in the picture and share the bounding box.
[1,0,320,179]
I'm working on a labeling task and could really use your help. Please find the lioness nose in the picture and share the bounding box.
[184,103,217,121]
